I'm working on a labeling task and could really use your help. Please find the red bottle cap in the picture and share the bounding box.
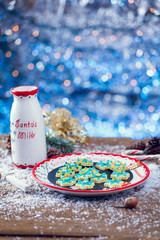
[11,86,38,97]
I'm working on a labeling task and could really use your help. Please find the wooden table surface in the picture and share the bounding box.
[0,135,159,240]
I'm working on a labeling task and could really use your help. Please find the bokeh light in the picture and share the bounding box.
[32,30,39,37]
[12,70,19,77]
[27,63,34,70]
[1,0,160,139]
[12,25,19,32]
[5,51,12,58]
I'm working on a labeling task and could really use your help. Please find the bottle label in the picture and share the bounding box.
[11,119,38,140]
[15,119,37,129]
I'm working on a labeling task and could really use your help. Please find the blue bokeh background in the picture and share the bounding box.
[0,0,160,139]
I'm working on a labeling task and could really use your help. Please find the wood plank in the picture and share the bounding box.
[0,135,159,239]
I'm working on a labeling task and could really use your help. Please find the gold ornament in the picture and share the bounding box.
[43,108,86,143]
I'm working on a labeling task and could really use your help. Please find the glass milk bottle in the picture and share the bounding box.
[10,86,47,168]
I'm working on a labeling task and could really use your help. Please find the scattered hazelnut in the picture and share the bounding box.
[124,196,138,209]
[157,158,160,164]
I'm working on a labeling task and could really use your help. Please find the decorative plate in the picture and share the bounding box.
[32,153,150,196]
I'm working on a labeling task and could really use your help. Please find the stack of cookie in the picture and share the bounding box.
[56,158,130,190]
[96,160,130,189]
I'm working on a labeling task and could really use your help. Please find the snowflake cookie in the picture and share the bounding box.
[56,168,75,178]
[90,173,108,183]
[69,162,82,172]
[104,179,123,188]
[95,160,107,170]
[111,171,130,180]
[76,157,93,167]
[56,176,76,187]
[105,160,114,170]
[75,179,95,190]
[74,172,89,181]
[111,161,126,172]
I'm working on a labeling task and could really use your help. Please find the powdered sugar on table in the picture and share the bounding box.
[0,137,159,239]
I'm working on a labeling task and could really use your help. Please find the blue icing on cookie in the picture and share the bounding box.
[56,168,66,175]
[111,171,129,178]
[91,173,107,180]
[69,162,81,171]
[76,180,83,186]
[63,162,72,170]
[119,165,126,171]
[76,157,93,165]
[57,176,75,184]
[77,179,94,187]
[82,179,94,186]
[81,158,93,164]
[113,166,122,172]
[96,161,106,168]
[79,167,99,177]
[56,168,74,176]
[79,167,89,174]
[105,160,113,168]
[89,167,99,174]
[59,166,68,171]
[106,160,112,163]
[82,158,88,163]
[76,158,82,165]
[93,167,99,171]
[105,179,122,185]
[114,161,122,167]
[74,172,88,180]
[74,173,81,180]
[83,167,89,171]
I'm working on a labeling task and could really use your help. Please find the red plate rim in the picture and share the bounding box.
[32,152,150,194]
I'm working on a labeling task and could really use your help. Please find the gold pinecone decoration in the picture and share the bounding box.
[43,108,86,144]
